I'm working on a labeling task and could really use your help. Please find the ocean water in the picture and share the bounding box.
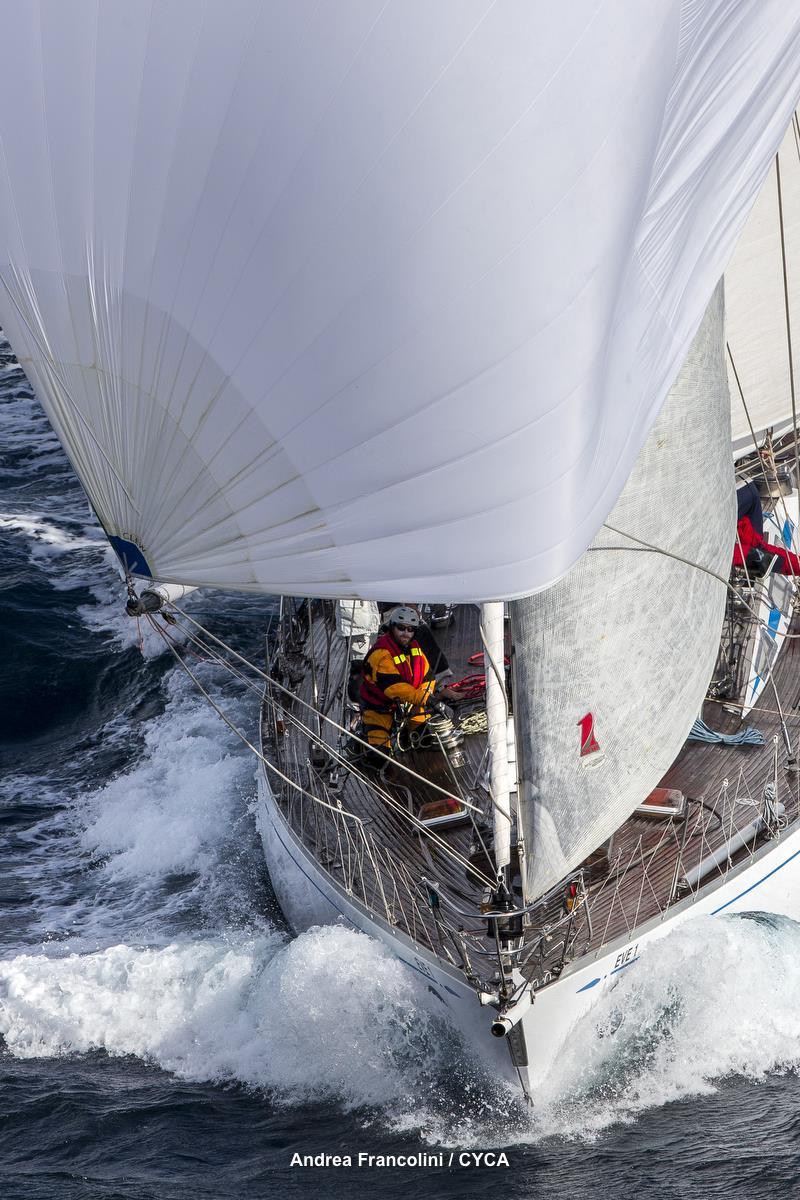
[3,339,800,1200]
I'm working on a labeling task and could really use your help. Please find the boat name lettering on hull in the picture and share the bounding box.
[613,942,639,971]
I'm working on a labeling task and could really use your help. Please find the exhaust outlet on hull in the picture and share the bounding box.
[490,987,532,1037]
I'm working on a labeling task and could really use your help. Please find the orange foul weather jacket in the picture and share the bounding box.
[359,633,436,748]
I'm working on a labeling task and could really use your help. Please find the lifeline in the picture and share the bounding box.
[290,1153,446,1168]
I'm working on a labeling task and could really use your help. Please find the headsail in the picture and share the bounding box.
[511,283,733,902]
[727,114,800,455]
[0,4,798,599]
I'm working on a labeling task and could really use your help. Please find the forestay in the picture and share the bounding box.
[511,284,734,902]
[726,115,800,457]
[0,3,798,599]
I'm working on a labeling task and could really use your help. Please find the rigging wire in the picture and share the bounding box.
[160,599,501,810]
[145,610,496,887]
[704,694,800,723]
[600,522,800,743]
[598,522,800,638]
[728,345,794,540]
[775,147,800,508]
[148,615,365,822]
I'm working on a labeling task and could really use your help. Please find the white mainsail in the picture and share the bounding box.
[727,116,800,455]
[0,4,797,600]
[512,284,733,902]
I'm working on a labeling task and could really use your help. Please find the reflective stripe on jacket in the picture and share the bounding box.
[359,632,435,711]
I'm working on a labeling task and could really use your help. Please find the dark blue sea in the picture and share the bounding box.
[3,337,800,1200]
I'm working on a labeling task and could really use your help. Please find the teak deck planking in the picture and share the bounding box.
[264,601,800,986]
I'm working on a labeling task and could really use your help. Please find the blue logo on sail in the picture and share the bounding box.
[107,535,153,578]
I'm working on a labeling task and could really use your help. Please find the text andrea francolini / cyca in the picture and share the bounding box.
[290,1152,510,1168]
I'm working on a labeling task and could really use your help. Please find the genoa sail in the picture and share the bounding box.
[727,115,800,456]
[0,4,798,600]
[511,283,734,902]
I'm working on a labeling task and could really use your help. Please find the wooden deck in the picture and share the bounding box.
[262,598,800,992]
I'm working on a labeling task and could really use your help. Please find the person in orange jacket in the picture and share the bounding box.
[358,606,460,752]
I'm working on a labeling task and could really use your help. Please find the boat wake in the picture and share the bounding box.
[4,619,800,1145]
[529,912,800,1141]
[3,668,263,949]
[0,927,472,1113]
[6,902,800,1147]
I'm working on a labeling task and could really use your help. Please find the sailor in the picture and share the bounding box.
[734,481,800,575]
[358,606,460,753]
[736,479,765,537]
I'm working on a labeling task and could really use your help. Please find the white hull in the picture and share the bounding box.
[525,816,800,1086]
[257,767,800,1097]
[255,772,529,1092]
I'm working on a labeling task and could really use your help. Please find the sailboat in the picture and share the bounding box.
[5,3,800,1098]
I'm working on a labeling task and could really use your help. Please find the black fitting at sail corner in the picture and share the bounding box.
[125,589,164,618]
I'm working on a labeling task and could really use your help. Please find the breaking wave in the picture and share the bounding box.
[529,912,800,1141]
[0,927,461,1112]
[6,839,800,1145]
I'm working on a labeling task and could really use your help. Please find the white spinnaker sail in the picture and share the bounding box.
[511,284,733,902]
[727,115,800,456]
[0,3,798,600]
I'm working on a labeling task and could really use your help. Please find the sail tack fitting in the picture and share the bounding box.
[125,582,196,618]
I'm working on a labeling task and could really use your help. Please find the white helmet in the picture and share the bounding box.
[386,605,420,629]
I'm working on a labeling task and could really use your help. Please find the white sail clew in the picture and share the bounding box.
[0,4,798,600]
[727,116,800,456]
[511,284,733,903]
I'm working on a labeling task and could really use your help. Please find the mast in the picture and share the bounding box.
[480,601,512,877]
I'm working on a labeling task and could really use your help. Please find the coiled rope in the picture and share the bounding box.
[688,717,765,747]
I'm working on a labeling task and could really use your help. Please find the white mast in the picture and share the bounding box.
[480,601,512,875]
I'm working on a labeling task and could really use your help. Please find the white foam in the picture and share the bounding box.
[0,512,174,654]
[0,511,103,553]
[0,926,453,1111]
[529,913,800,1139]
[0,510,137,643]
[12,647,800,1142]
[1,647,259,951]
[75,561,172,655]
[17,823,800,1141]
[81,672,249,877]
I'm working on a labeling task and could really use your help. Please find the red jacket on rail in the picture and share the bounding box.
[733,515,800,575]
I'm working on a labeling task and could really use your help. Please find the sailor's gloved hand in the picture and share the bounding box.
[435,686,461,703]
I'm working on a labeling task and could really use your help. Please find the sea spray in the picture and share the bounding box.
[0,927,455,1110]
[530,912,800,1140]
[78,668,254,883]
